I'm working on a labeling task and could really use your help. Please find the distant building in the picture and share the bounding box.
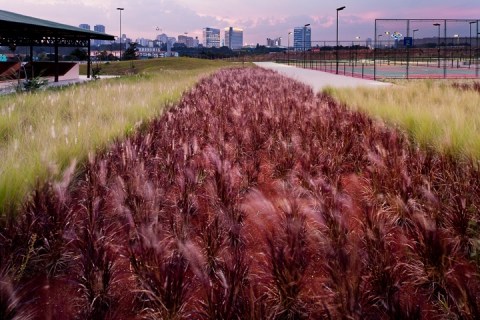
[203,27,220,48]
[225,27,243,49]
[156,33,169,44]
[178,35,195,47]
[294,26,311,51]
[366,38,373,48]
[136,37,149,46]
[79,24,90,30]
[93,25,106,46]
[94,24,105,33]
[267,37,282,47]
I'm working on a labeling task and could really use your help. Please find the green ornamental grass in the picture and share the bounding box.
[326,79,480,163]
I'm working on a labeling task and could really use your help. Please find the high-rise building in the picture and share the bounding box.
[94,24,105,33]
[203,27,220,48]
[93,25,106,46]
[79,24,90,30]
[178,35,194,47]
[156,33,168,45]
[294,26,311,51]
[225,27,243,49]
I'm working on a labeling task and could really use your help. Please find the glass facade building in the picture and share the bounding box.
[225,27,243,49]
[294,26,311,51]
[203,27,220,48]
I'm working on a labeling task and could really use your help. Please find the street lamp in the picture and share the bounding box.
[412,29,419,48]
[336,6,345,74]
[117,8,124,61]
[433,23,441,68]
[304,23,310,69]
[454,34,459,46]
[469,21,476,66]
[355,36,360,66]
[377,34,382,48]
[385,31,390,48]
[288,31,292,65]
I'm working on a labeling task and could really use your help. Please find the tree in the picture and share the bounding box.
[98,50,108,61]
[123,42,139,60]
[70,49,88,61]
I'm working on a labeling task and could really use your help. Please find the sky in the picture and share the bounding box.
[2,0,480,46]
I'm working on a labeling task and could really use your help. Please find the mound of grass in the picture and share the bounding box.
[326,79,480,163]
[81,57,244,75]
[0,58,234,217]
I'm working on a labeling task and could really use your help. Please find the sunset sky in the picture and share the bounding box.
[3,0,480,45]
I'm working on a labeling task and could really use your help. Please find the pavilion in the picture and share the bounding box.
[0,10,115,82]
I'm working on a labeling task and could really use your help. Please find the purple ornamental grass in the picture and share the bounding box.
[0,67,479,318]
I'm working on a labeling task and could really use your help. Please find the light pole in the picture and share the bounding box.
[412,29,419,65]
[469,21,476,66]
[385,31,390,48]
[117,8,124,61]
[433,23,441,68]
[412,29,419,46]
[355,36,360,65]
[304,23,310,69]
[377,34,382,48]
[336,6,345,74]
[288,31,292,65]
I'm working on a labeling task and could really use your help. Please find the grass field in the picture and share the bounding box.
[0,58,235,217]
[326,79,480,163]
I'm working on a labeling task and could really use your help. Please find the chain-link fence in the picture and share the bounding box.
[276,19,480,79]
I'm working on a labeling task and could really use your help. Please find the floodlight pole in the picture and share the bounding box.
[288,31,292,65]
[304,23,310,69]
[355,36,360,66]
[433,23,440,68]
[336,6,345,74]
[117,8,124,61]
[412,29,418,46]
[469,22,476,67]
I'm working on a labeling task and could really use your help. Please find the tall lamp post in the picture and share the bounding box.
[336,6,345,74]
[385,31,390,48]
[469,21,476,66]
[117,8,124,61]
[412,29,419,65]
[433,23,441,68]
[288,31,292,65]
[355,36,360,65]
[304,23,310,69]
[412,29,419,46]
[377,34,382,48]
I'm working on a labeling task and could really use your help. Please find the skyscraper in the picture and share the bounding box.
[94,24,105,33]
[294,26,311,51]
[225,27,243,49]
[203,28,220,48]
[93,25,106,46]
[79,24,90,30]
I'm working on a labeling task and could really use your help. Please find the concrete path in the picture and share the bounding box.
[254,62,391,93]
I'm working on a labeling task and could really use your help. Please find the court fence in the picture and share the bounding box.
[276,19,480,80]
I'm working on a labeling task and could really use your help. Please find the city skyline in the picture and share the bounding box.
[2,0,480,45]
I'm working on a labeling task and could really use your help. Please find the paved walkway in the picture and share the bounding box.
[254,62,391,93]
